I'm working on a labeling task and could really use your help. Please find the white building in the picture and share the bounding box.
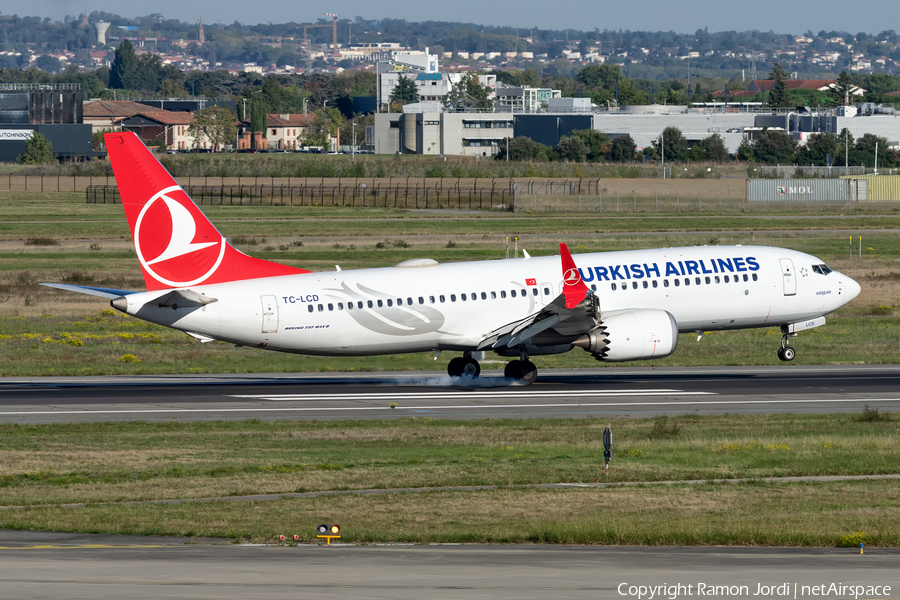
[495,84,560,112]
[377,49,496,108]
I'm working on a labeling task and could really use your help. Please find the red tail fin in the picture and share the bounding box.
[104,132,310,291]
[560,243,589,309]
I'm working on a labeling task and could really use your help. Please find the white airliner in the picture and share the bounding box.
[46,132,861,384]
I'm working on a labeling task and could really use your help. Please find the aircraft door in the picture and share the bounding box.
[261,295,279,333]
[779,259,797,296]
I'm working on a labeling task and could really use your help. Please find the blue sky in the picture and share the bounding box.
[20,0,900,35]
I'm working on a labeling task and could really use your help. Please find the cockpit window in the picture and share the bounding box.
[812,264,832,275]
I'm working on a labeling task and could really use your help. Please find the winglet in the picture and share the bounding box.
[560,243,589,309]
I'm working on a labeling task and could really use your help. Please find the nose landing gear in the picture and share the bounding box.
[777,329,796,362]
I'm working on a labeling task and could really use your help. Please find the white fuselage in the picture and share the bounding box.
[117,245,860,357]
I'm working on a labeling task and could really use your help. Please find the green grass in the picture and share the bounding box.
[0,308,895,376]
[0,413,896,505]
[0,415,896,544]
[3,481,896,546]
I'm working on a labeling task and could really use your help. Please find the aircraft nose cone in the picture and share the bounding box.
[845,276,861,301]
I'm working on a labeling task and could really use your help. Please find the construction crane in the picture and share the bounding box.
[300,23,331,49]
[323,13,339,57]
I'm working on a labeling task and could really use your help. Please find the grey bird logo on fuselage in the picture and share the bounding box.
[324,282,447,336]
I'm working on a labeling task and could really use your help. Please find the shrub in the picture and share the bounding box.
[853,405,893,422]
[649,416,681,438]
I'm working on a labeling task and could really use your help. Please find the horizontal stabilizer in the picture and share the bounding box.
[41,283,139,299]
[153,289,218,308]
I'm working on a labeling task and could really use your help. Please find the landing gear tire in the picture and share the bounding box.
[504,360,538,385]
[447,357,465,377]
[461,357,481,378]
[448,356,481,378]
[777,346,796,362]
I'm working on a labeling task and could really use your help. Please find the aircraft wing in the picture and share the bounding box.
[476,243,599,352]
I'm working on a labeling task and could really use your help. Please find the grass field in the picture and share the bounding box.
[1,192,898,546]
[0,414,896,544]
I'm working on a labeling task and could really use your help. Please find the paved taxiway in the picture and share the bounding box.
[0,364,898,423]
[0,530,897,600]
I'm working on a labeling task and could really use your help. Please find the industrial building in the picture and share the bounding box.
[373,100,900,158]
[0,84,95,162]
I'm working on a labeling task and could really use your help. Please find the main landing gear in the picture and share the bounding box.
[777,328,796,362]
[447,353,481,378]
[446,351,539,385]
[504,359,538,385]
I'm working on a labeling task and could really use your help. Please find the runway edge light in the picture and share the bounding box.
[317,524,341,546]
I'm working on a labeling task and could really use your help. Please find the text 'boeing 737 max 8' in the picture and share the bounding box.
[45,132,862,384]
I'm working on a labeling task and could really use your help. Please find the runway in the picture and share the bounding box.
[0,530,897,600]
[0,364,898,423]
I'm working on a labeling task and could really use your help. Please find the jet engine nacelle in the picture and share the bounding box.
[573,308,678,362]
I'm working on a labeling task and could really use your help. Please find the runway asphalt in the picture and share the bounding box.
[0,364,898,423]
[0,530,897,600]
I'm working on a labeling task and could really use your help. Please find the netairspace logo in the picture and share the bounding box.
[617,582,892,599]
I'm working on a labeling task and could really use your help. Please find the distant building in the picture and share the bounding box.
[746,79,866,95]
[119,110,194,150]
[377,49,496,108]
[495,84,560,112]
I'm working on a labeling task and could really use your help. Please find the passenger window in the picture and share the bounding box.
[752,273,758,281]
[590,284,596,292]
[501,291,507,298]
[367,300,373,308]
[743,274,749,282]
[419,297,424,304]
[714,276,720,284]
[663,279,669,287]
[407,297,412,305]
[318,304,323,311]
[643,281,648,289]
[511,289,517,297]
[338,302,343,310]
[377,299,383,308]
[358,301,363,309]
[696,277,701,285]
[534,288,540,295]
[461,293,466,301]
[387,299,393,307]
[674,279,680,287]
[451,294,457,302]
[705,277,711,284]
[724,275,730,283]
[440,295,445,302]
[328,303,334,311]
[632,282,638,289]
[491,291,497,299]
[472,292,477,300]
[308,305,314,312]
[611,283,617,291]
[346,302,352,310]
[543,287,550,295]
[684,279,690,286]
[652,280,658,288]
[429,296,435,303]
[481,292,487,300]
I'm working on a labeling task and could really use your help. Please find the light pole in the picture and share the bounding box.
[352,122,356,160]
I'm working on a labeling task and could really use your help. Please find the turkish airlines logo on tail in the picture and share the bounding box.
[134,186,225,287]
[563,268,582,285]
